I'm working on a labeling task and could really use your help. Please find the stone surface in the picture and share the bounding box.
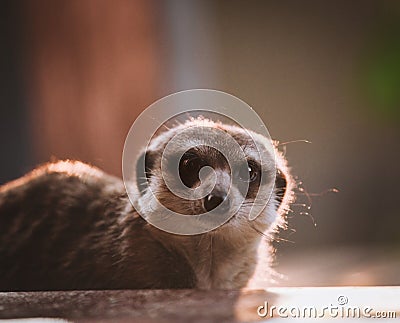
[0,289,273,322]
[1,287,399,322]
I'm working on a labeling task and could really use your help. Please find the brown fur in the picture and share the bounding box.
[0,161,195,291]
[0,121,294,291]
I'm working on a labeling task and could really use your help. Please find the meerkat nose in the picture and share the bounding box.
[204,191,230,213]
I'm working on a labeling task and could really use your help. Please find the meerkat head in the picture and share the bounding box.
[135,118,294,237]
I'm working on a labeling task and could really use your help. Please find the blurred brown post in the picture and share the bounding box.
[22,0,161,176]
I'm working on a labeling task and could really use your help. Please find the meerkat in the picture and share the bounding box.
[0,118,294,291]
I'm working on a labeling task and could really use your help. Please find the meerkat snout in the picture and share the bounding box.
[200,167,231,213]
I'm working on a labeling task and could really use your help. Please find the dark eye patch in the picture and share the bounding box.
[136,151,155,195]
[179,150,208,188]
[238,160,261,183]
[275,169,287,206]
[236,159,262,198]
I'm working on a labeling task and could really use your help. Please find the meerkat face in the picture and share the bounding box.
[135,118,292,235]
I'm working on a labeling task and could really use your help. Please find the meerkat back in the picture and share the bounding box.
[0,161,195,291]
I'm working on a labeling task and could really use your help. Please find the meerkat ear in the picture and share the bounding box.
[275,169,287,208]
[136,151,155,195]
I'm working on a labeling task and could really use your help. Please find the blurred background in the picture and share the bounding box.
[1,0,399,286]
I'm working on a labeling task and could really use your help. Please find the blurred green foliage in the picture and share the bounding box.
[362,12,400,122]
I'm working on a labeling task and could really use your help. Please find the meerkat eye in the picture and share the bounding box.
[239,160,261,183]
[179,153,207,188]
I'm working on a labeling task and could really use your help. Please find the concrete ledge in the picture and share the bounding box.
[0,287,399,322]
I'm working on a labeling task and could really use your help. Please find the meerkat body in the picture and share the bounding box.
[0,119,294,291]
